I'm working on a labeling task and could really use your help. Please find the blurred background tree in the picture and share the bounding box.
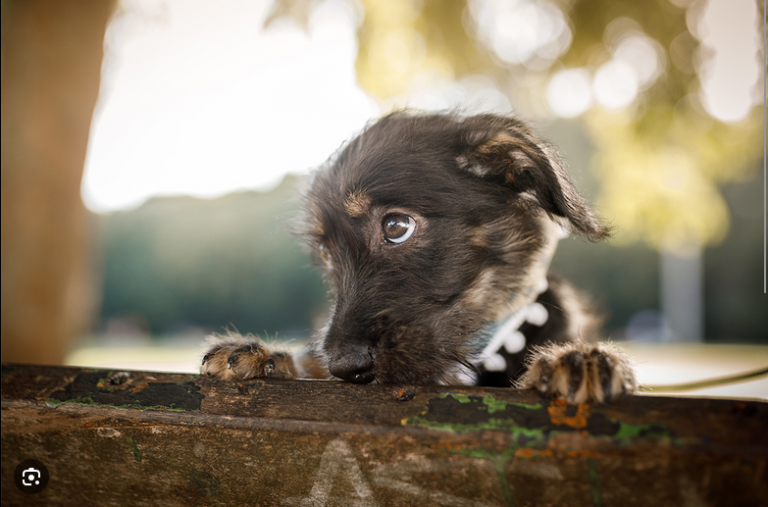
[1,0,117,364]
[96,175,326,339]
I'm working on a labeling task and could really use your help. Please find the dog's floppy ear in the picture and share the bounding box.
[459,115,610,241]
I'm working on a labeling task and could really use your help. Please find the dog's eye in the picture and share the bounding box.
[382,214,415,244]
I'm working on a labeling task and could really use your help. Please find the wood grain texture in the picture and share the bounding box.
[2,363,766,506]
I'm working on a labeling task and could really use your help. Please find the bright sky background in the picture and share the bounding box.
[82,0,378,212]
[82,0,762,213]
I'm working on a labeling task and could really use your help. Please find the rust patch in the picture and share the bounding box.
[343,189,371,217]
[129,381,149,394]
[515,448,553,458]
[431,442,462,452]
[547,397,590,429]
[394,386,416,402]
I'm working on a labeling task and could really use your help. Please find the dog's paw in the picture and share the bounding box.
[516,341,637,404]
[201,332,297,381]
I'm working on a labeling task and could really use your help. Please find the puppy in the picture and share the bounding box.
[202,111,637,404]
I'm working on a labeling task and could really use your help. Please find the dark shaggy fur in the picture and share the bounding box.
[202,111,637,404]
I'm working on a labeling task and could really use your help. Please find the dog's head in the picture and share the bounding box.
[302,112,608,385]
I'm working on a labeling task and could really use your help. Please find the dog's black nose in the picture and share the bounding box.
[329,353,375,384]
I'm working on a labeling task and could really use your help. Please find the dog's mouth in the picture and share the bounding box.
[334,363,377,384]
[331,362,440,386]
[327,343,470,386]
[326,344,376,384]
[324,309,482,386]
[370,363,471,386]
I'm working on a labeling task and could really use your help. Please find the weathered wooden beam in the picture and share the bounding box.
[1,363,766,506]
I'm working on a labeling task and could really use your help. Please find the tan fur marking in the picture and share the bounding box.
[462,269,498,310]
[470,227,488,248]
[311,223,325,239]
[343,189,371,217]
[477,132,516,154]
[296,353,331,379]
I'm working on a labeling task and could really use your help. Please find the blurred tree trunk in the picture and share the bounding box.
[1,0,115,364]
[661,242,703,342]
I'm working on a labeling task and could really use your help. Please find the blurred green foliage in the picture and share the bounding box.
[544,120,767,343]
[96,175,326,337]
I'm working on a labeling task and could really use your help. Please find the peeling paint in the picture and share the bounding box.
[46,372,204,412]
[404,394,548,446]
[586,458,603,507]
[614,421,671,446]
[481,395,542,414]
[394,386,416,402]
[96,428,122,438]
[404,392,678,507]
[128,381,149,394]
[547,398,590,428]
[514,448,553,458]
[450,445,517,507]
[284,438,377,507]
[46,396,193,412]
[126,436,142,462]
[404,393,673,447]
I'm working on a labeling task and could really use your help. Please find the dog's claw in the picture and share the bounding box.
[517,342,637,405]
[594,350,613,400]
[263,358,275,377]
[201,333,298,381]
